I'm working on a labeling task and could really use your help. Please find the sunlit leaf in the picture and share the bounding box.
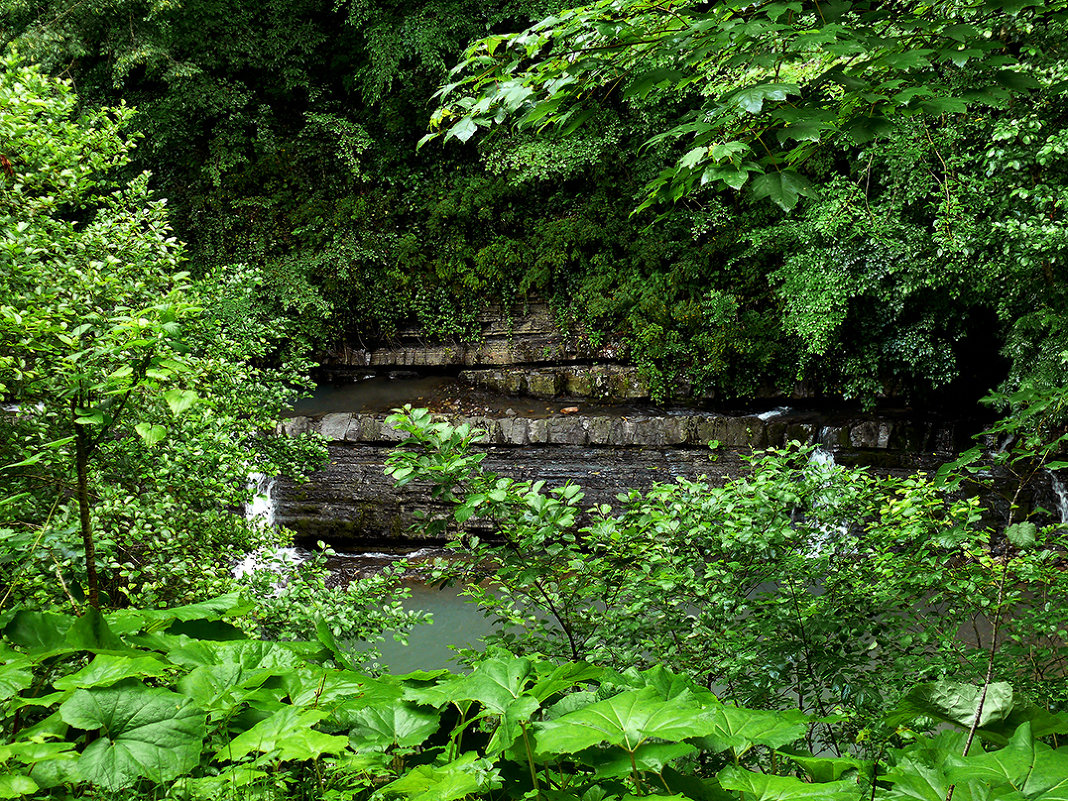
[215,706,347,762]
[53,654,169,691]
[719,766,863,799]
[134,422,166,447]
[376,752,499,801]
[163,388,198,417]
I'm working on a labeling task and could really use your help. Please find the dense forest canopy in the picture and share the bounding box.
[2,0,1066,405]
[5,4,1068,799]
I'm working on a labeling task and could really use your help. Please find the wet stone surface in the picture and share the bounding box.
[276,379,974,546]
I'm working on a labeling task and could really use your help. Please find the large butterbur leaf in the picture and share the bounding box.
[2,741,80,791]
[283,665,400,728]
[602,664,715,704]
[718,766,863,799]
[53,654,169,691]
[780,751,868,783]
[170,766,269,800]
[62,608,127,654]
[578,742,697,778]
[348,701,441,752]
[0,773,37,799]
[0,649,31,701]
[881,756,953,801]
[375,752,499,801]
[5,609,127,660]
[695,705,808,756]
[887,681,1015,729]
[407,655,536,712]
[947,723,1068,799]
[59,684,205,790]
[105,592,249,632]
[532,686,714,756]
[404,655,546,754]
[3,612,71,654]
[529,661,603,703]
[979,699,1068,746]
[881,730,976,801]
[284,666,401,709]
[176,662,279,719]
[167,639,305,672]
[215,706,347,763]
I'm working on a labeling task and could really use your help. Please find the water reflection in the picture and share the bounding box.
[290,376,453,416]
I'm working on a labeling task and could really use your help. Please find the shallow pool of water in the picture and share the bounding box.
[361,582,495,673]
[291,376,455,416]
[290,374,664,419]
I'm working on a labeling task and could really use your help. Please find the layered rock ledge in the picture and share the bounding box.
[282,411,962,451]
[457,366,650,401]
[275,410,966,545]
[320,303,596,370]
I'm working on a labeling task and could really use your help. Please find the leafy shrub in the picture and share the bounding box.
[2,598,1066,800]
[385,402,1068,755]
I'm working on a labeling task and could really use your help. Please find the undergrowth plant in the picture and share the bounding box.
[1,597,1067,800]
[384,401,1068,756]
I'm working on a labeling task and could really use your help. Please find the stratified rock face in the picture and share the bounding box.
[317,302,826,402]
[275,411,963,545]
[459,366,650,401]
[322,303,596,369]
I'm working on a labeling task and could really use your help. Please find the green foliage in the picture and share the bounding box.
[7,0,1068,401]
[240,546,431,657]
[1,601,1066,799]
[60,685,206,790]
[386,405,1068,753]
[0,52,326,613]
[428,0,1065,212]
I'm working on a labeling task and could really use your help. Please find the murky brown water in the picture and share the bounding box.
[288,374,803,420]
[291,376,455,416]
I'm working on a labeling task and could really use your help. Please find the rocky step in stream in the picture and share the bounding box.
[275,406,971,546]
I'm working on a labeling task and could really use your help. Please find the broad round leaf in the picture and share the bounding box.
[59,685,206,790]
[0,773,37,799]
[347,701,441,751]
[53,654,169,691]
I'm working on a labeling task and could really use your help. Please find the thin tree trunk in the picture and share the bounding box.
[74,420,99,609]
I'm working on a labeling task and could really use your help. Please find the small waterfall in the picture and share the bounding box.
[756,406,791,421]
[237,472,302,593]
[804,447,848,556]
[245,473,276,528]
[2,402,44,413]
[232,546,304,582]
[808,446,836,470]
[1049,471,1068,524]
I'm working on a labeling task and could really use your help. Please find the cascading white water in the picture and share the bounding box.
[1,402,45,413]
[804,446,849,555]
[245,473,277,528]
[236,472,305,591]
[232,546,304,582]
[756,406,791,421]
[1048,471,1068,524]
[808,445,836,470]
